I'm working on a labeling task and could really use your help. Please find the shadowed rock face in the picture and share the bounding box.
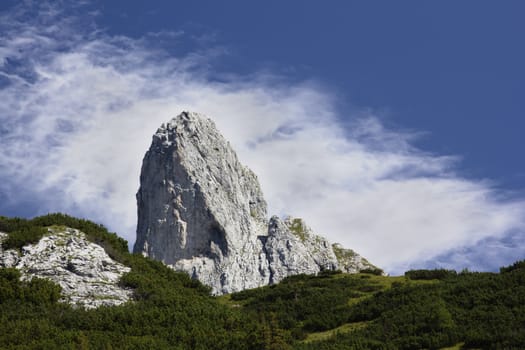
[135,111,379,295]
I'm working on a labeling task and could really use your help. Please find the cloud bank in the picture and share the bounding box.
[0,3,524,273]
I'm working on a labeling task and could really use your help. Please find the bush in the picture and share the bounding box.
[30,213,129,261]
[1,226,48,250]
[359,268,384,276]
[318,269,343,277]
[1,213,129,262]
[405,269,457,280]
[500,260,525,273]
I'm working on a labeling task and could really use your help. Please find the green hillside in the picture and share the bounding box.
[1,214,524,349]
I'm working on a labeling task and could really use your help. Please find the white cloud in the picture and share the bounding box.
[1,2,524,274]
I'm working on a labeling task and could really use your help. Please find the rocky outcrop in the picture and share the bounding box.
[283,217,340,272]
[332,243,376,273]
[0,232,18,267]
[135,111,379,294]
[0,228,132,308]
[264,216,328,284]
[264,217,378,283]
[134,111,270,294]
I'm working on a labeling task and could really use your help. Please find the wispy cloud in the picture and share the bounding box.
[0,2,523,274]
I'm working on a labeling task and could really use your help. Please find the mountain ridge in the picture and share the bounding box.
[134,111,379,294]
[1,213,524,348]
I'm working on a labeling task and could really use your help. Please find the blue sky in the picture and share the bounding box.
[0,1,524,274]
[93,0,525,188]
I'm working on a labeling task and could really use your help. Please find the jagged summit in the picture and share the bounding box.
[134,111,378,294]
[135,111,267,265]
[134,111,269,294]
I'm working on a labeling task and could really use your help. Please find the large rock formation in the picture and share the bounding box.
[134,111,270,294]
[134,111,379,294]
[0,228,132,308]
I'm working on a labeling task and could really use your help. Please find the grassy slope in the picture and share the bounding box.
[223,272,442,348]
[2,213,525,349]
[300,274,437,343]
[0,214,263,349]
[226,267,525,349]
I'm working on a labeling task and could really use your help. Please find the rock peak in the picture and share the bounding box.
[135,111,379,294]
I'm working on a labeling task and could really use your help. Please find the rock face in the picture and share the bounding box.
[134,111,379,294]
[134,111,270,294]
[332,243,376,273]
[263,216,337,284]
[0,228,132,308]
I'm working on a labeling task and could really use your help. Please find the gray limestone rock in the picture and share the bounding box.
[135,111,380,294]
[0,232,19,267]
[134,111,269,294]
[332,243,378,273]
[264,216,321,284]
[283,217,339,272]
[0,228,132,308]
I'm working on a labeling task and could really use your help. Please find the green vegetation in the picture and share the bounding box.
[332,243,357,261]
[404,268,458,280]
[288,218,307,242]
[332,244,384,275]
[0,214,264,349]
[1,214,525,349]
[500,259,525,273]
[30,213,129,261]
[358,267,384,276]
[228,266,525,349]
[0,268,61,305]
[1,213,128,261]
[0,217,48,250]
